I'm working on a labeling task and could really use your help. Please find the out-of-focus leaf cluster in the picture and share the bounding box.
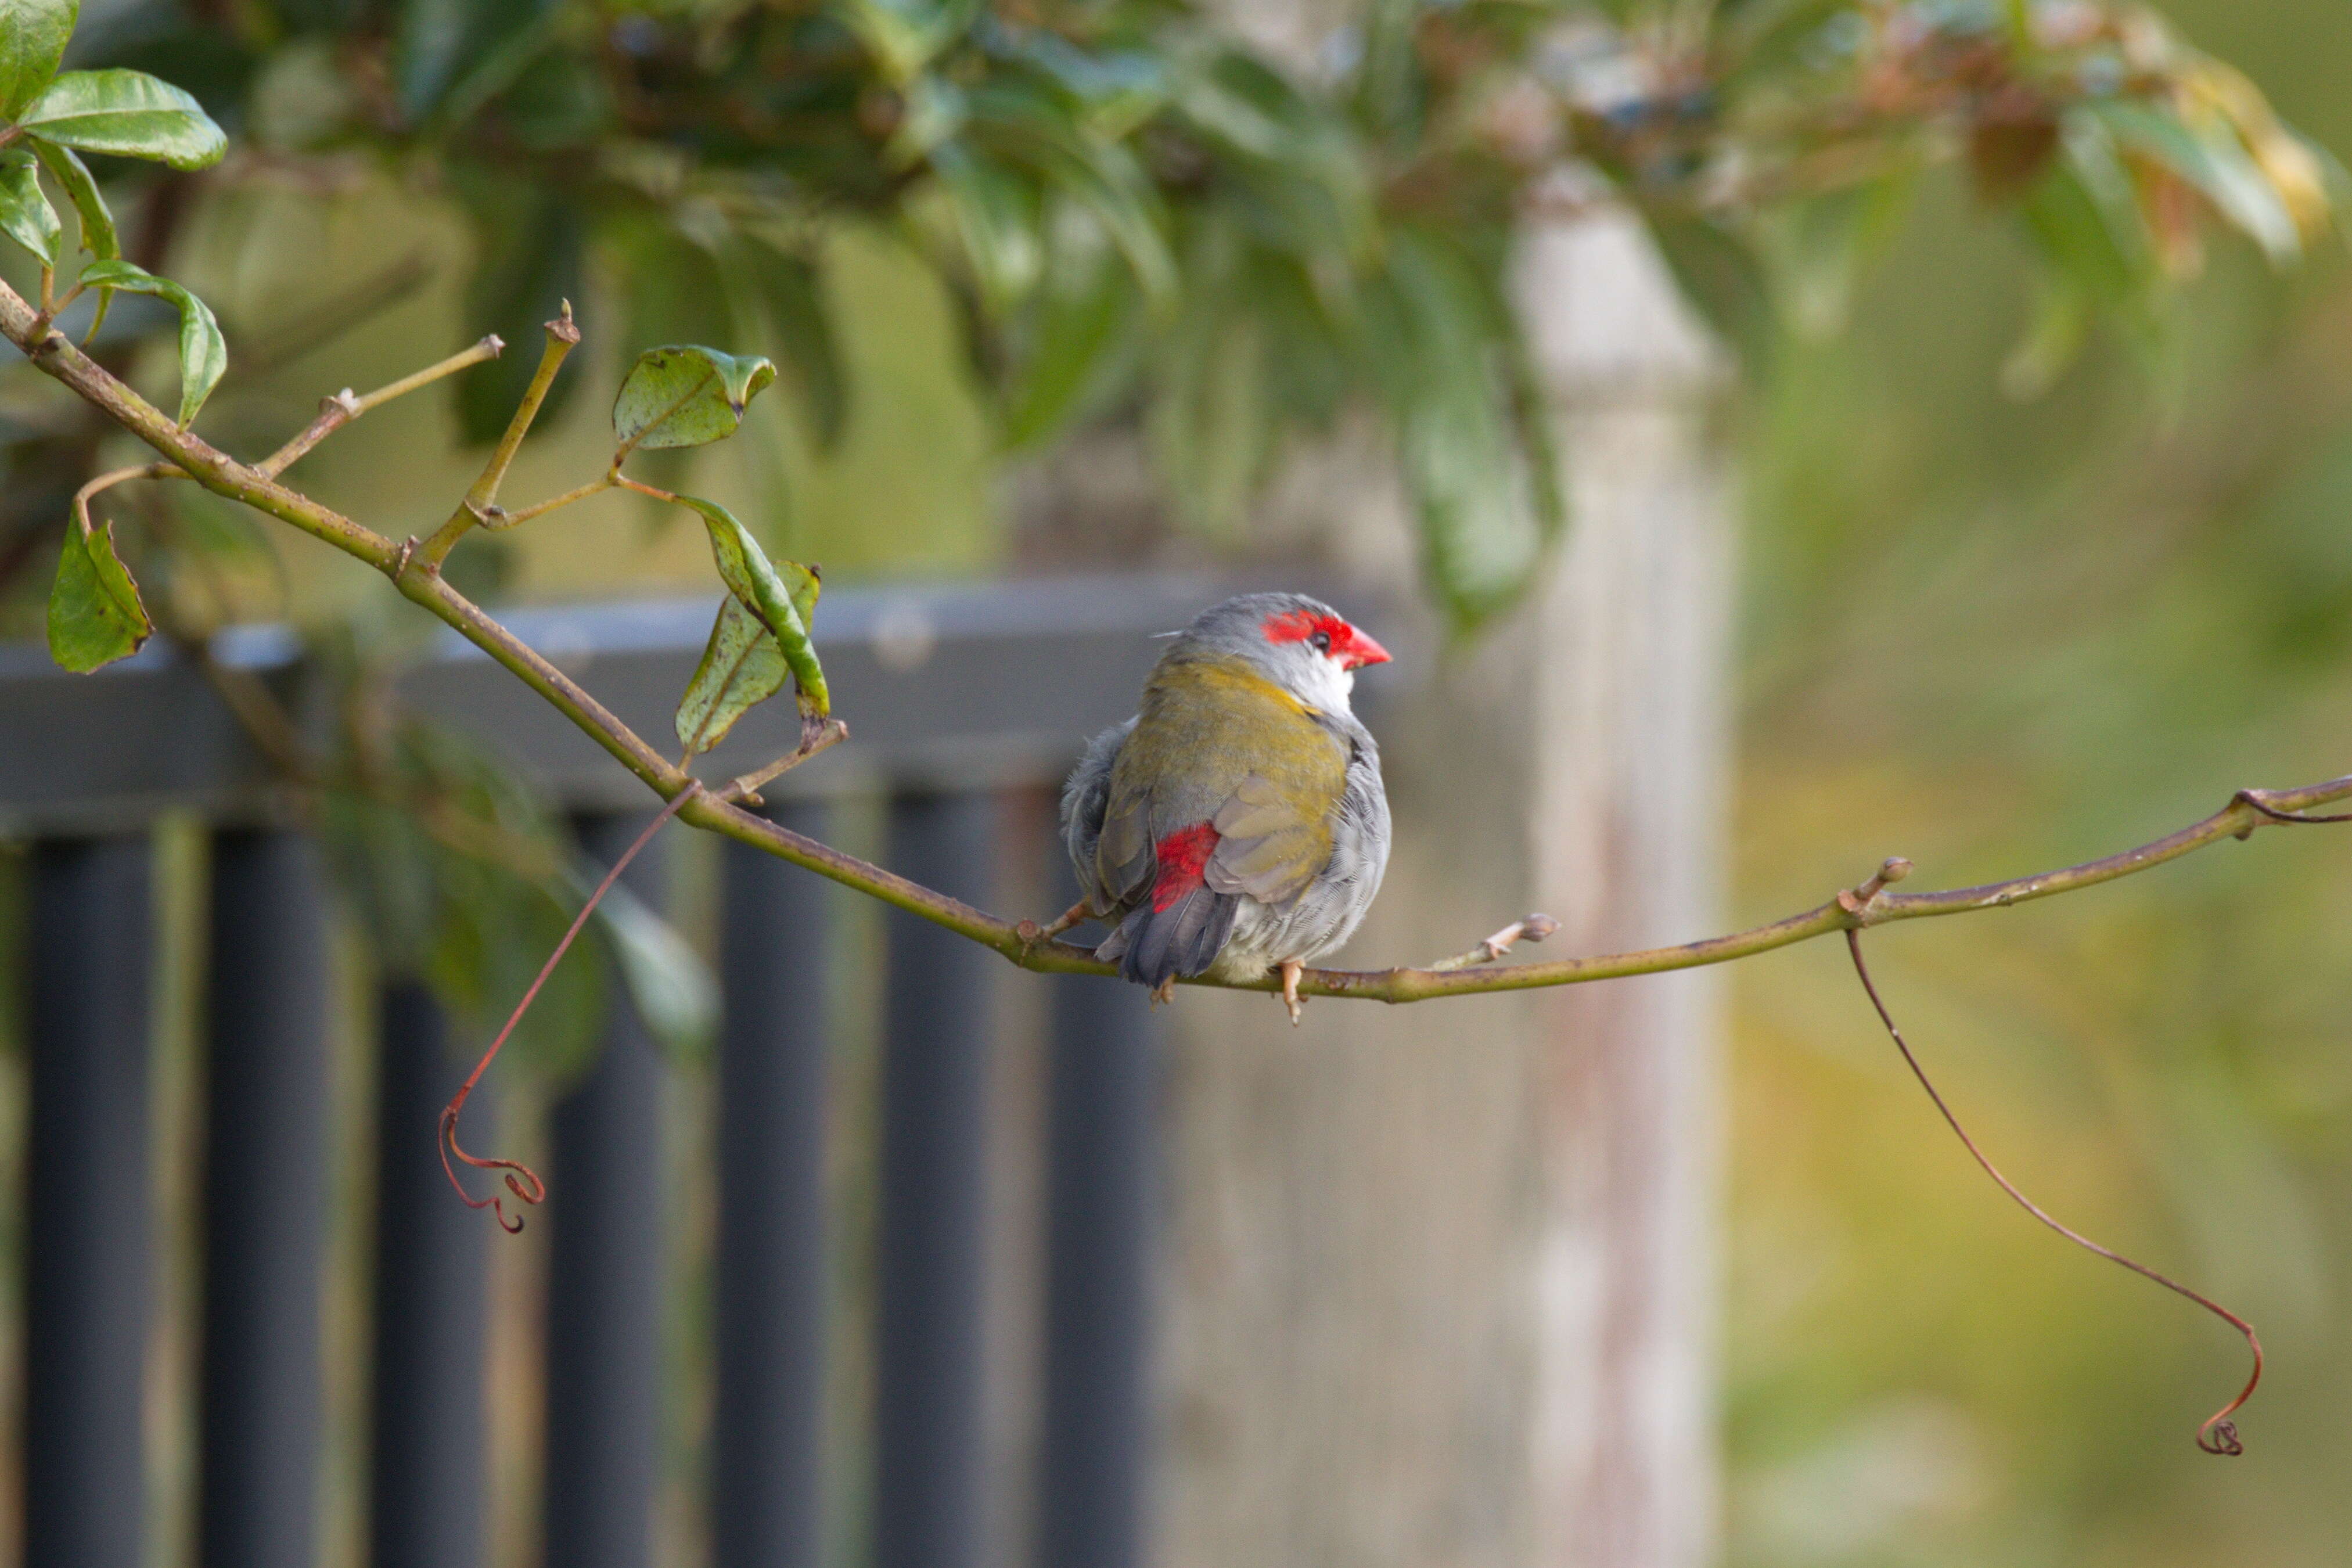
[12,0,2339,632]
[317,694,715,1080]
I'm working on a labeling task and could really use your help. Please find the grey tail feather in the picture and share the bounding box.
[1108,889,1238,990]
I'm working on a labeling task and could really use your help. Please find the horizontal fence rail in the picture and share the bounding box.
[0,574,1383,1568]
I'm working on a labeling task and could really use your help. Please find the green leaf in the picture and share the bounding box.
[48,507,152,672]
[585,875,717,1065]
[735,238,848,450]
[2086,99,2301,265]
[19,70,228,170]
[1643,209,1777,380]
[32,140,117,258]
[612,344,778,456]
[76,258,226,426]
[1002,215,1141,451]
[0,0,77,121]
[931,144,1045,314]
[676,596,790,757]
[452,171,583,443]
[0,146,62,268]
[963,82,1175,309]
[677,493,829,725]
[1360,229,1554,634]
[835,0,983,84]
[394,0,555,125]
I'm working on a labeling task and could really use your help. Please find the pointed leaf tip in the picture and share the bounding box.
[19,70,228,170]
[75,258,226,425]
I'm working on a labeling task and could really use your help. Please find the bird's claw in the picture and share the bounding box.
[1279,959,1304,1026]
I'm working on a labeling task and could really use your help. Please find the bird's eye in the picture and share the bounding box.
[1311,630,1333,653]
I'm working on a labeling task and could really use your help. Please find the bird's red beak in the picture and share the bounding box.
[1338,626,1391,670]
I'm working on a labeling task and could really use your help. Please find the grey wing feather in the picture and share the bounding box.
[1059,717,1135,914]
[1105,886,1239,990]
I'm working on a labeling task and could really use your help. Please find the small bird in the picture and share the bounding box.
[1056,592,1393,1023]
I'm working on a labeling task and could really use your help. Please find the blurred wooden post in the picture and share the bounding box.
[1517,205,1731,1568]
[1153,204,1729,1566]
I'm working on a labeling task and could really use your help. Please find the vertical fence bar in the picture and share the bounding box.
[202,828,331,1568]
[713,803,833,1568]
[1035,861,1161,1568]
[542,812,670,1568]
[372,981,488,1568]
[873,792,999,1568]
[24,835,153,1568]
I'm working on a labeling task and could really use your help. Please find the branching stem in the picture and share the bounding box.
[488,474,614,528]
[418,305,578,567]
[257,334,505,479]
[7,273,2350,1010]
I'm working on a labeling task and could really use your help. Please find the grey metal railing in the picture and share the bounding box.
[0,573,1243,1568]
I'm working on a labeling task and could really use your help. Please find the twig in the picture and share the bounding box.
[484,475,614,530]
[438,780,704,1231]
[1844,930,2264,1455]
[258,336,506,480]
[418,305,580,568]
[1430,913,1560,971]
[717,718,850,806]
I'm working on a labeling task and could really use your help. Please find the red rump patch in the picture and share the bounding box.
[1260,607,1391,670]
[1152,822,1220,911]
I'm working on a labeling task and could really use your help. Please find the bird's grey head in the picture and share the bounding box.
[1170,592,1391,711]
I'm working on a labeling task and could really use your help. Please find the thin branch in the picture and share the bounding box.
[717,718,850,806]
[257,335,505,479]
[485,474,613,529]
[418,305,580,567]
[9,272,2352,1009]
[440,781,704,1231]
[1430,913,1560,972]
[1845,930,2264,1455]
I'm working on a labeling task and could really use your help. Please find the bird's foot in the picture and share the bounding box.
[1150,975,1177,1006]
[1016,900,1092,956]
[1278,959,1304,1027]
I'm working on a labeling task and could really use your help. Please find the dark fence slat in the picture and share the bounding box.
[372,981,489,1568]
[542,813,672,1568]
[25,835,154,1568]
[873,793,999,1568]
[1037,869,1162,1568]
[202,828,331,1568]
[713,804,835,1568]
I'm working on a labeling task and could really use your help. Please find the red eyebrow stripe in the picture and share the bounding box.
[1152,822,1220,911]
[1262,608,1338,645]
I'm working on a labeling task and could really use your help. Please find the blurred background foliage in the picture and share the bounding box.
[7,0,2352,1562]
[1727,3,2352,1561]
